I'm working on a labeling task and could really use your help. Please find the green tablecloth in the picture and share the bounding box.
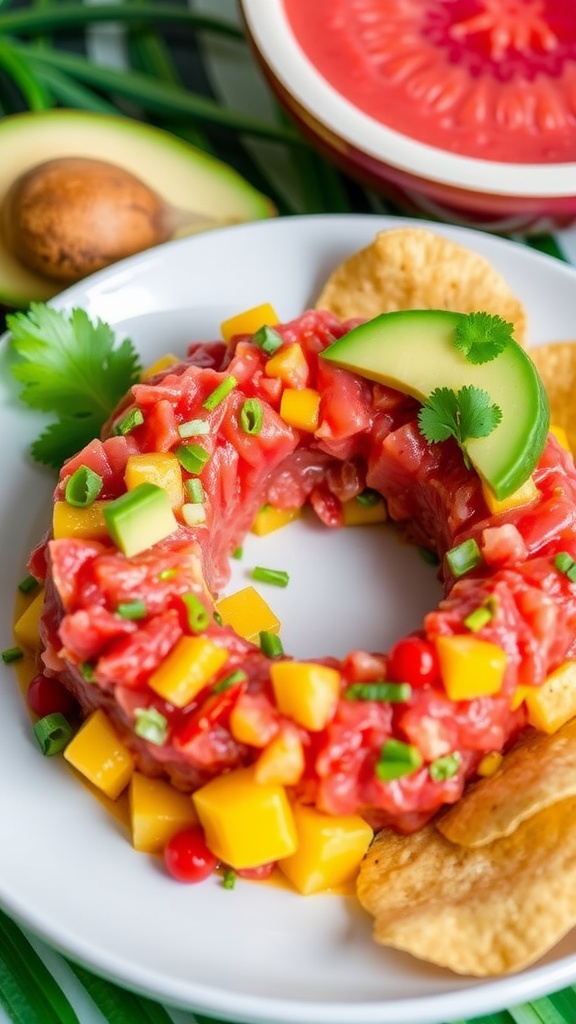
[2,3,576,1023]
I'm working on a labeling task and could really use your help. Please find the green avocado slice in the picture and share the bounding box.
[0,110,275,308]
[321,309,550,501]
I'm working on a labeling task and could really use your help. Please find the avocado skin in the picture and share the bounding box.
[322,309,550,501]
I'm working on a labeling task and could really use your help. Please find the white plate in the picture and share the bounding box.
[2,215,576,1024]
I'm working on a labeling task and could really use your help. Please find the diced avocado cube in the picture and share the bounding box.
[104,482,178,556]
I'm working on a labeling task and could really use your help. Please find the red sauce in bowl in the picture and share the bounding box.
[283,0,576,164]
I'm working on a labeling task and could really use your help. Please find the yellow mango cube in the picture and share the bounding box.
[280,387,321,432]
[269,660,341,731]
[141,353,180,379]
[53,500,110,541]
[13,589,45,651]
[124,452,184,509]
[481,475,539,516]
[220,303,278,343]
[436,634,507,701]
[148,635,228,708]
[192,766,297,869]
[64,709,134,799]
[524,660,576,733]
[129,772,198,852]
[278,803,373,895]
[342,496,387,526]
[215,586,280,644]
[254,728,305,785]
[265,343,309,387]
[251,505,301,536]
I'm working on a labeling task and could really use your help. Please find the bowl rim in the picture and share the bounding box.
[240,0,576,198]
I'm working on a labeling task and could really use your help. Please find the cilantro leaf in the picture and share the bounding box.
[7,303,142,469]
[453,312,514,365]
[418,385,502,468]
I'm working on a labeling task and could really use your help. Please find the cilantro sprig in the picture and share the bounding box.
[7,303,142,469]
[418,385,502,468]
[452,312,514,365]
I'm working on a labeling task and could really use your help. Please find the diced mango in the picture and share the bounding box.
[129,772,198,853]
[476,751,503,777]
[13,589,45,651]
[215,586,280,644]
[192,766,297,869]
[141,353,180,379]
[53,500,110,541]
[481,475,539,516]
[147,635,228,708]
[124,452,184,510]
[229,693,278,747]
[524,660,576,733]
[278,803,373,895]
[251,505,301,536]
[64,709,134,799]
[550,424,571,452]
[254,728,305,785]
[265,343,309,387]
[220,303,279,343]
[342,496,387,526]
[269,660,341,731]
[436,635,507,700]
[280,387,320,432]
[510,684,532,711]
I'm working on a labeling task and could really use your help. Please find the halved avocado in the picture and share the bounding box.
[0,109,275,308]
[322,309,550,500]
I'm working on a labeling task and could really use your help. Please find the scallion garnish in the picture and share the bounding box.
[232,546,243,560]
[186,478,205,504]
[33,712,74,756]
[158,568,178,581]
[356,488,380,507]
[18,574,39,595]
[175,443,211,474]
[259,631,284,658]
[64,464,103,507]
[203,375,237,410]
[554,551,576,582]
[223,868,237,889]
[429,752,461,781]
[375,738,423,781]
[134,706,168,746]
[253,324,283,355]
[464,604,493,632]
[178,418,210,438]
[213,669,248,693]
[239,398,264,435]
[418,546,441,566]
[2,646,23,664]
[344,681,412,702]
[252,566,290,587]
[115,407,144,436]
[182,592,210,632]
[80,662,95,682]
[182,503,207,526]
[445,537,482,578]
[213,610,224,627]
[116,600,147,620]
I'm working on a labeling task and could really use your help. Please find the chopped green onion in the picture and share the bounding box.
[134,706,168,746]
[80,662,95,682]
[175,443,211,474]
[418,546,441,566]
[464,604,493,632]
[116,600,147,620]
[158,568,178,581]
[429,752,461,782]
[554,551,576,582]
[239,398,264,435]
[375,738,423,781]
[186,478,205,504]
[2,646,23,664]
[182,503,207,526]
[33,712,74,756]
[182,592,210,632]
[259,631,284,658]
[223,868,237,889]
[213,669,248,693]
[178,418,210,438]
[251,566,290,587]
[344,681,412,702]
[445,537,482,578]
[253,324,283,355]
[232,546,243,560]
[64,465,103,507]
[203,375,237,410]
[356,488,380,507]
[18,574,39,595]
[213,610,223,627]
[115,407,144,435]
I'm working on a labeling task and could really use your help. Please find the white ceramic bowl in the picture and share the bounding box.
[240,0,576,235]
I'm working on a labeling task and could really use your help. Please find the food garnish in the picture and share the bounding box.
[418,385,502,465]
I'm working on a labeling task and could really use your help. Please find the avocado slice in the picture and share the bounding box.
[0,110,275,308]
[322,309,550,500]
[104,482,178,557]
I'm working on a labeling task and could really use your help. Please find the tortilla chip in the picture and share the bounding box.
[437,717,576,847]
[530,341,576,454]
[357,796,576,976]
[315,227,527,343]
